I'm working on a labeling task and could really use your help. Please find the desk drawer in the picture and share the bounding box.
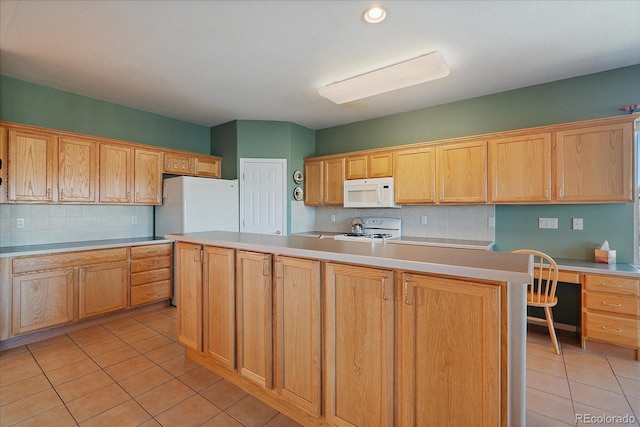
[584,274,639,296]
[585,312,639,348]
[585,292,640,316]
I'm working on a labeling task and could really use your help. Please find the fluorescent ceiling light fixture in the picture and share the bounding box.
[319,52,450,104]
[363,6,387,23]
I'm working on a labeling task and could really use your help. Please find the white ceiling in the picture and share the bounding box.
[1,1,639,130]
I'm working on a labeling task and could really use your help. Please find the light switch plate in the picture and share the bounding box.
[538,218,558,229]
[572,218,583,230]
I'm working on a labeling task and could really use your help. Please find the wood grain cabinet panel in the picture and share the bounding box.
[58,136,97,203]
[346,152,393,179]
[194,156,221,178]
[236,250,273,389]
[79,261,128,319]
[489,133,551,203]
[99,143,133,203]
[164,152,194,175]
[555,123,633,202]
[176,242,203,351]
[304,157,344,206]
[304,160,323,206]
[203,246,236,369]
[134,148,162,204]
[8,129,56,202]
[12,268,75,335]
[324,263,394,427]
[394,147,436,204]
[436,140,487,203]
[274,256,321,416]
[399,273,501,427]
[130,243,173,307]
[324,157,345,205]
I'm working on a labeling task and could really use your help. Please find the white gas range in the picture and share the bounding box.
[333,217,401,243]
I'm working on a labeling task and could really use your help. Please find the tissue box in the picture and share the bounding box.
[595,249,616,264]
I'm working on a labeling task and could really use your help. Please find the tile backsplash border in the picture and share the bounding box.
[0,204,154,247]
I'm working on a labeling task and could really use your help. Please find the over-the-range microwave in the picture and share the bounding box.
[343,177,398,208]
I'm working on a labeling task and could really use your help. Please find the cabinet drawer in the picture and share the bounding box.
[13,247,128,274]
[585,292,640,317]
[131,268,171,286]
[131,256,172,273]
[130,243,172,259]
[130,281,172,306]
[584,274,639,296]
[585,312,639,348]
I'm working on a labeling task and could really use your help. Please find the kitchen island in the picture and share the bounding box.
[166,231,532,427]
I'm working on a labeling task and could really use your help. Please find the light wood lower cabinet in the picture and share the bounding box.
[236,250,273,389]
[203,246,236,369]
[274,256,321,416]
[324,263,394,427]
[79,261,128,319]
[130,243,172,306]
[12,268,75,335]
[176,241,204,352]
[399,273,501,427]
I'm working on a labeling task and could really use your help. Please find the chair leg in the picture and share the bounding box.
[544,306,560,355]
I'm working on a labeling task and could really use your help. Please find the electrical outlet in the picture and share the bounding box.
[131,216,138,225]
[572,218,583,230]
[330,214,336,222]
[488,217,495,227]
[538,218,558,229]
[420,215,427,225]
[16,218,25,229]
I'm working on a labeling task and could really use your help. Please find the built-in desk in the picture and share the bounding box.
[533,259,640,359]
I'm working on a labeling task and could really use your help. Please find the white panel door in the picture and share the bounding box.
[240,159,287,235]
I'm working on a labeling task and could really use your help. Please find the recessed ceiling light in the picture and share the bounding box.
[319,52,450,104]
[363,6,387,24]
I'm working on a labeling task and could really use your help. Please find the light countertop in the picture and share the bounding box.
[167,231,531,284]
[0,237,173,258]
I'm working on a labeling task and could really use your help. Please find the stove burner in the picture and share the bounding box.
[342,232,371,237]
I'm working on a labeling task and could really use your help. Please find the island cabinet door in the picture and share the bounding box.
[176,242,203,352]
[399,273,501,427]
[236,250,273,389]
[273,256,321,416]
[324,263,394,427]
[203,246,236,369]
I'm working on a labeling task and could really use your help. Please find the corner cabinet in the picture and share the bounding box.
[555,122,633,203]
[399,273,502,426]
[304,157,345,206]
[324,263,394,427]
[489,133,552,203]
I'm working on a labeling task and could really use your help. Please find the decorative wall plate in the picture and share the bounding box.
[293,170,304,184]
[293,186,304,201]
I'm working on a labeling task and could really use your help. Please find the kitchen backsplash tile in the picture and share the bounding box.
[0,204,153,247]
[312,205,495,241]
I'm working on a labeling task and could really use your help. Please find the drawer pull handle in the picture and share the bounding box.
[382,275,390,301]
[600,282,623,288]
[601,326,623,333]
[600,301,622,307]
[404,277,412,305]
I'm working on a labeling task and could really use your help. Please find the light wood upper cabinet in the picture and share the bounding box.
[99,143,133,203]
[12,268,75,335]
[58,137,97,203]
[79,261,128,319]
[304,157,345,206]
[7,129,56,202]
[203,246,236,369]
[236,250,273,389]
[437,140,487,203]
[346,151,393,180]
[489,133,552,203]
[274,256,321,416]
[324,263,394,427]
[164,151,194,175]
[394,147,436,204]
[176,242,204,352]
[134,148,162,204]
[555,122,633,203]
[399,273,501,426]
[0,127,7,203]
[194,155,221,178]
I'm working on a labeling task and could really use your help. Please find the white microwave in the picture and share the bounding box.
[343,177,398,208]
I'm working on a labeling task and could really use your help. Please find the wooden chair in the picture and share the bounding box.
[512,249,560,354]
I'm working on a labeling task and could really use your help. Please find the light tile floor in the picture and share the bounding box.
[1,306,638,426]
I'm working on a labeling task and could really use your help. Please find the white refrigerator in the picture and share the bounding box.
[155,176,239,306]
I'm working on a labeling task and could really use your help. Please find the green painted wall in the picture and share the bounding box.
[211,120,315,233]
[316,65,640,264]
[0,75,210,152]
